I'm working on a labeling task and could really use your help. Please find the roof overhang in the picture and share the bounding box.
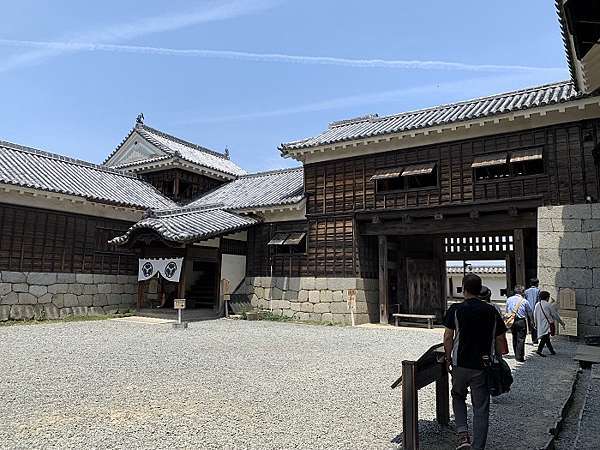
[282,96,600,164]
[557,0,600,94]
[115,156,237,181]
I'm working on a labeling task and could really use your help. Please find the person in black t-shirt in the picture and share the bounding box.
[443,273,507,450]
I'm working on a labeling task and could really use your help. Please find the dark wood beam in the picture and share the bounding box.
[513,229,526,288]
[378,235,389,325]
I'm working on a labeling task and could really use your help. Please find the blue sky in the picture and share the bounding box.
[0,1,569,172]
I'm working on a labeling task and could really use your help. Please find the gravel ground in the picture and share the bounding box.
[0,319,577,449]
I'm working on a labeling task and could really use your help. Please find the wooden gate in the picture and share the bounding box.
[406,258,444,317]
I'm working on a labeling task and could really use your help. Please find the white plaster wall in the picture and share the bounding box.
[447,274,506,301]
[221,254,246,293]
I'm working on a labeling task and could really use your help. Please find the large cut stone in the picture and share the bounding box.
[76,274,94,284]
[98,284,112,294]
[298,290,309,302]
[299,278,316,290]
[83,284,98,295]
[290,302,302,312]
[27,273,57,285]
[319,290,333,303]
[321,312,333,322]
[300,302,314,313]
[37,293,53,304]
[582,219,600,233]
[313,303,330,313]
[271,287,283,300]
[308,290,320,304]
[561,249,588,268]
[327,278,356,290]
[18,293,36,305]
[120,294,135,305]
[59,307,73,318]
[92,294,108,307]
[13,284,29,293]
[537,219,554,232]
[330,302,349,314]
[556,268,593,289]
[315,278,328,290]
[103,306,119,315]
[309,313,322,322]
[68,284,84,295]
[1,271,26,283]
[72,306,88,317]
[551,219,582,232]
[88,306,105,316]
[0,283,11,296]
[44,304,60,320]
[63,293,78,308]
[29,285,48,297]
[48,284,69,294]
[332,291,344,302]
[1,292,18,305]
[56,273,76,283]
[108,294,121,305]
[10,305,34,320]
[33,304,45,321]
[78,295,93,307]
[0,305,10,321]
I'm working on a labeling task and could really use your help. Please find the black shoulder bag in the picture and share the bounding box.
[483,320,513,397]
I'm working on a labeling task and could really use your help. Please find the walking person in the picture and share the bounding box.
[534,291,566,356]
[524,279,541,344]
[444,274,508,449]
[505,286,533,362]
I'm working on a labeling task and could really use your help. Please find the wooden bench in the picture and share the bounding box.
[393,313,436,329]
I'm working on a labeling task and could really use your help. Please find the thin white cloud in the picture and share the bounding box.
[0,38,567,74]
[175,74,558,125]
[0,0,280,73]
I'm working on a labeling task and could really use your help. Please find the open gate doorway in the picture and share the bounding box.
[378,228,537,324]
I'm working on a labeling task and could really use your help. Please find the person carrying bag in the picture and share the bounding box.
[534,291,566,357]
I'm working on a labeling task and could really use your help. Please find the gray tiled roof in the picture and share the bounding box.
[280,81,585,152]
[186,167,304,211]
[0,140,177,210]
[108,124,247,177]
[109,205,259,244]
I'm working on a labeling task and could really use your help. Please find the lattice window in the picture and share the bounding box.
[444,234,514,255]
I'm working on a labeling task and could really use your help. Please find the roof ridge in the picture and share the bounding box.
[327,80,576,129]
[140,124,229,160]
[0,139,140,179]
[150,203,226,217]
[238,166,303,179]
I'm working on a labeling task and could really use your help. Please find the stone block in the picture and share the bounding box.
[89,306,105,316]
[290,302,302,312]
[44,304,60,320]
[272,277,286,290]
[594,269,600,288]
[332,291,344,302]
[108,294,121,306]
[279,300,291,310]
[0,305,9,321]
[587,289,600,307]
[330,302,349,314]
[264,288,271,299]
[59,307,73,318]
[0,283,11,296]
[313,303,330,313]
[537,219,554,232]
[282,309,295,318]
[18,293,36,305]
[254,287,265,299]
[56,273,76,283]
[564,232,593,249]
[48,284,69,294]
[315,278,328,290]
[29,285,48,297]
[579,323,600,337]
[121,294,135,305]
[309,313,322,322]
[321,312,333,322]
[287,278,301,292]
[354,313,370,325]
[250,294,259,307]
[298,290,309,302]
[2,271,26,283]
[556,268,593,289]
[98,284,112,294]
[13,283,29,293]
[270,309,283,316]
[271,287,283,300]
[300,302,314,313]
[76,274,94,284]
[332,313,348,324]
[582,219,600,233]
[578,304,596,325]
[83,284,98,295]
[592,203,600,219]
[282,290,299,301]
[307,290,319,303]
[53,294,64,308]
[299,278,316,290]
[538,206,563,219]
[103,306,119,315]
[319,290,333,303]
[257,298,269,309]
[117,275,133,284]
[33,304,45,321]
[27,273,57,285]
[68,284,84,295]
[1,292,18,305]
[552,219,582,232]
[564,204,592,220]
[10,305,34,320]
[593,232,600,249]
[537,266,558,286]
[295,312,310,321]
[327,278,356,291]
[63,293,78,308]
[37,293,53,304]
[93,274,107,284]
[78,295,93,307]
[538,248,562,268]
[72,306,88,317]
[562,249,588,268]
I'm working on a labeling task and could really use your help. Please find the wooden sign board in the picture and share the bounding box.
[559,309,578,337]
[174,298,186,310]
[347,289,357,312]
[221,279,231,297]
[559,288,577,310]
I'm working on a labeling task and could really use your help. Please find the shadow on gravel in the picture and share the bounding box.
[391,419,456,449]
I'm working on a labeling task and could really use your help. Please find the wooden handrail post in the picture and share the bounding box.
[435,365,450,426]
[402,360,418,450]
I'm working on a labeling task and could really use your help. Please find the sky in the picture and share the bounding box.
[0,0,570,172]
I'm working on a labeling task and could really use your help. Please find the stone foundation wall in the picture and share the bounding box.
[538,204,600,337]
[233,277,379,325]
[0,271,137,322]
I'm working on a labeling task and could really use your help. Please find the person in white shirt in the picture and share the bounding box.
[534,291,566,356]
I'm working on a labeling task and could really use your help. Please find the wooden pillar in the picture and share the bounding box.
[137,281,144,310]
[177,245,188,298]
[514,229,526,287]
[378,235,389,324]
[402,360,418,450]
[435,365,450,426]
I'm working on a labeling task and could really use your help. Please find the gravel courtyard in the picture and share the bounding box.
[0,318,577,449]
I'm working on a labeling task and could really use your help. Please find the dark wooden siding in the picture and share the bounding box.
[0,203,137,274]
[141,168,225,203]
[304,119,600,214]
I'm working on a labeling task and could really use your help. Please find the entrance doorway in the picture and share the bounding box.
[185,260,219,309]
